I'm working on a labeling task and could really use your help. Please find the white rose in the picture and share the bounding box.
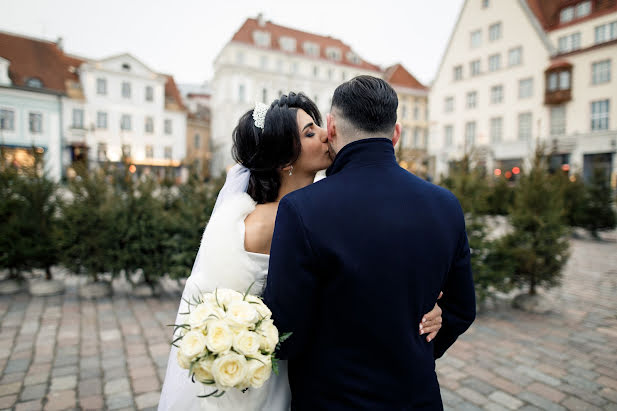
[205,320,233,353]
[246,355,272,389]
[176,349,192,370]
[233,330,261,357]
[226,301,259,328]
[212,353,248,389]
[193,357,215,383]
[258,319,279,353]
[214,289,243,309]
[244,295,272,319]
[188,303,224,329]
[180,330,207,359]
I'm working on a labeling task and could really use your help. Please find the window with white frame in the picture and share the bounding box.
[413,127,421,148]
[261,88,268,104]
[466,91,477,108]
[260,55,268,70]
[508,47,522,66]
[444,125,453,147]
[401,104,407,119]
[72,108,84,128]
[490,117,503,143]
[1,109,15,131]
[145,86,154,102]
[145,117,154,133]
[236,52,245,65]
[120,114,131,131]
[559,71,571,90]
[470,60,481,76]
[465,122,476,147]
[491,85,503,104]
[303,42,320,57]
[595,21,617,44]
[414,105,419,120]
[453,65,463,81]
[519,78,533,98]
[96,111,107,129]
[145,145,153,158]
[96,78,107,95]
[489,54,501,72]
[29,112,42,133]
[290,62,298,74]
[279,36,296,52]
[550,105,566,136]
[325,47,342,61]
[164,146,172,159]
[400,129,409,147]
[445,96,454,113]
[576,1,591,18]
[25,77,42,88]
[313,65,319,78]
[482,0,489,8]
[549,72,559,91]
[164,119,172,135]
[253,30,271,47]
[560,7,574,23]
[518,112,532,140]
[470,30,482,48]
[557,32,581,53]
[592,60,611,84]
[591,99,610,131]
[97,143,107,161]
[346,51,360,64]
[489,22,502,41]
[121,82,131,98]
[238,84,245,103]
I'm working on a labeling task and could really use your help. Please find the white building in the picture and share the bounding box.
[429,0,617,183]
[211,14,382,174]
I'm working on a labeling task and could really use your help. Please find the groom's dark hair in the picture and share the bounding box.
[331,75,398,136]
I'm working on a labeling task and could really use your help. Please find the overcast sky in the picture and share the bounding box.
[0,0,464,86]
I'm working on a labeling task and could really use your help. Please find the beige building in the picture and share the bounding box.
[185,103,211,180]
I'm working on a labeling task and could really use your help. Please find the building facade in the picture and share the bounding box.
[211,14,382,174]
[428,0,617,184]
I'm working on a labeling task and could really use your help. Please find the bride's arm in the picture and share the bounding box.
[420,292,443,342]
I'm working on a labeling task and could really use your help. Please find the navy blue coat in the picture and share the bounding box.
[263,138,476,410]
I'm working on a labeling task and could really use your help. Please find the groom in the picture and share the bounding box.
[263,75,476,409]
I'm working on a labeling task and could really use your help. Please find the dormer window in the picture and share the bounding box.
[122,63,131,71]
[560,1,592,24]
[279,36,296,52]
[25,77,43,88]
[253,30,271,47]
[346,51,360,65]
[325,47,341,61]
[303,42,320,57]
[560,7,574,23]
[576,1,591,18]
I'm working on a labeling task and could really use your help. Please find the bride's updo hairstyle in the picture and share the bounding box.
[232,92,322,204]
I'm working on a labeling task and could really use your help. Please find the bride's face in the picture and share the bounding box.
[292,109,332,174]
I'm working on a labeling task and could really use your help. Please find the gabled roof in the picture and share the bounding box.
[526,0,617,31]
[163,75,186,111]
[0,30,81,93]
[230,17,381,72]
[383,64,427,91]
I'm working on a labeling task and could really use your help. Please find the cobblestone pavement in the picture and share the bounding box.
[0,232,616,410]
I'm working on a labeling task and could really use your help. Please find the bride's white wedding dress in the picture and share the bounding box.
[158,192,291,411]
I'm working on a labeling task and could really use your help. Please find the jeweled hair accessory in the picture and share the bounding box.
[252,102,268,129]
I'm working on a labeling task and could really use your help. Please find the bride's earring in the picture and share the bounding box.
[289,166,293,176]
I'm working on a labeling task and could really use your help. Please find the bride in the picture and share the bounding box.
[158,93,444,410]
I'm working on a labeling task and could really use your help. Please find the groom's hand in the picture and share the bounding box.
[420,292,443,342]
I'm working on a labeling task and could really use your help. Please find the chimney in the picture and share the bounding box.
[0,57,11,86]
[56,36,64,51]
[257,13,265,27]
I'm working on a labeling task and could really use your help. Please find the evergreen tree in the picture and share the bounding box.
[0,149,26,279]
[554,172,587,228]
[485,176,514,216]
[580,168,616,238]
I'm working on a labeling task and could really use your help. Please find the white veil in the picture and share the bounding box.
[158,164,251,411]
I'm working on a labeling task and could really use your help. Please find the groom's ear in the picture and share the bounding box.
[391,123,402,147]
[326,113,336,142]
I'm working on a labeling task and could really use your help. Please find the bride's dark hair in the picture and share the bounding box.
[232,92,322,204]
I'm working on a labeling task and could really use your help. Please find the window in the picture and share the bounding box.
[29,112,42,133]
[557,33,581,53]
[145,86,154,102]
[413,127,421,148]
[591,100,610,131]
[120,114,131,131]
[508,47,522,66]
[121,63,131,71]
[576,1,591,18]
[164,146,172,159]
[445,96,454,113]
[122,82,131,98]
[165,119,173,135]
[303,42,320,57]
[97,78,107,95]
[194,133,201,149]
[592,60,611,84]
[490,117,503,143]
[145,145,153,158]
[453,65,463,81]
[470,30,482,48]
[489,23,502,41]
[145,117,154,133]
[291,62,298,74]
[346,51,361,65]
[97,143,107,161]
[559,71,570,90]
[491,85,503,104]
[313,65,319,78]
[482,0,489,8]
[444,125,453,147]
[466,91,477,108]
[465,122,476,147]
[400,129,409,148]
[401,104,408,119]
[470,60,481,76]
[238,84,245,103]
[560,7,574,23]
[549,72,559,91]
[25,77,42,88]
[122,144,131,158]
[72,108,84,128]
[414,105,419,120]
[488,54,501,72]
[236,52,245,65]
[96,111,107,129]
[253,30,271,47]
[261,88,268,104]
[260,55,268,70]
[276,60,283,72]
[595,21,617,44]
[0,109,14,131]
[550,106,566,136]
[519,78,533,98]
[518,112,532,140]
[279,36,296,52]
[325,47,341,61]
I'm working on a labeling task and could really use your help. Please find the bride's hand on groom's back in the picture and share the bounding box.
[420,292,443,342]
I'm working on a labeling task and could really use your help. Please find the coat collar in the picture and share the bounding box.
[326,138,397,177]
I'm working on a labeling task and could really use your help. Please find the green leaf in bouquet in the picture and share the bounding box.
[198,389,226,398]
[278,332,292,343]
[171,335,183,347]
[271,356,280,376]
[243,280,257,300]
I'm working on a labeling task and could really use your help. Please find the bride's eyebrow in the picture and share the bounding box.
[301,122,314,131]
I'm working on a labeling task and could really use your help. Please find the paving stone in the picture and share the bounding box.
[104,378,131,396]
[0,381,22,396]
[19,383,47,401]
[106,392,134,409]
[0,394,17,408]
[517,391,566,411]
[15,399,44,411]
[79,394,104,410]
[50,375,77,391]
[561,396,603,411]
[44,389,76,411]
[487,391,524,410]
[456,387,489,405]
[134,391,160,409]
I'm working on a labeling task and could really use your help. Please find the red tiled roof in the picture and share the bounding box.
[383,64,427,91]
[526,0,617,31]
[231,17,381,72]
[164,75,186,111]
[0,31,81,93]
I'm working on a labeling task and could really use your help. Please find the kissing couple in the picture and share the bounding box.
[159,75,476,410]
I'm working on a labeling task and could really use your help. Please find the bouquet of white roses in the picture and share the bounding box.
[171,287,290,398]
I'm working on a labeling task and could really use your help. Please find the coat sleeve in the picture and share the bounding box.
[432,209,476,359]
[263,196,319,360]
